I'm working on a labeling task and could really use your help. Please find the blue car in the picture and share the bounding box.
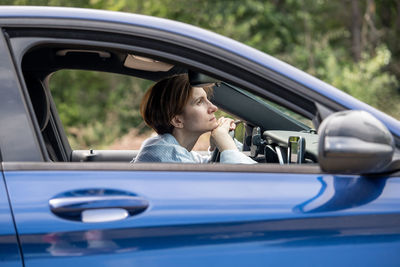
[1,6,400,267]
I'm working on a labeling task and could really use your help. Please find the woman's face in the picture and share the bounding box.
[179,86,218,134]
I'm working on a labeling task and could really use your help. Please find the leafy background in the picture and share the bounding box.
[4,0,400,149]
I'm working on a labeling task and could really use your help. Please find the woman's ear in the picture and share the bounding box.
[171,115,184,128]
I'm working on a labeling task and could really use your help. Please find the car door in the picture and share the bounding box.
[0,167,23,267]
[3,165,400,267]
[2,14,400,267]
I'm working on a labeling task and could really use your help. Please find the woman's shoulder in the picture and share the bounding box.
[141,133,179,146]
[134,134,194,163]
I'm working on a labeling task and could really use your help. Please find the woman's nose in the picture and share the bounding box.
[208,101,218,113]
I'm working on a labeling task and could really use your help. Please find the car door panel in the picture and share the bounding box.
[4,168,400,266]
[0,172,23,267]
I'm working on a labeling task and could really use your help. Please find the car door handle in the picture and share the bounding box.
[49,195,149,223]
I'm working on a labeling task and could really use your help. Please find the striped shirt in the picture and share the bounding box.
[133,133,256,164]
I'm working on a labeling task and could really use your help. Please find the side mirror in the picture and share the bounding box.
[318,110,395,174]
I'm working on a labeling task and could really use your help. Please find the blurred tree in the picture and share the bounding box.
[375,0,400,81]
[351,0,362,61]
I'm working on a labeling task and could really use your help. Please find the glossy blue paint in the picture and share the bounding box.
[294,176,387,212]
[4,170,400,266]
[0,173,23,267]
[0,6,399,137]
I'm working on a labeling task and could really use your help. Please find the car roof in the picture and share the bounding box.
[1,6,399,139]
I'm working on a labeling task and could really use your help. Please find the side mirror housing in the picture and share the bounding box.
[318,110,395,174]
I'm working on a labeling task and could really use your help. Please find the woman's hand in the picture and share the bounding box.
[210,117,238,152]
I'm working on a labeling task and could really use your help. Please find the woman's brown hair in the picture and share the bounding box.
[140,74,213,134]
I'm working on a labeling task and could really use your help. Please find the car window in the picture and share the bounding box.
[18,43,319,164]
[48,68,318,165]
[260,98,314,129]
[50,70,152,150]
[231,84,314,129]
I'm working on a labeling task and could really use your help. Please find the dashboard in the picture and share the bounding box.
[249,128,319,164]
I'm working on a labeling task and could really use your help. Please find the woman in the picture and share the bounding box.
[133,74,256,164]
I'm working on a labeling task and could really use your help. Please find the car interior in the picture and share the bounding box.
[21,43,320,165]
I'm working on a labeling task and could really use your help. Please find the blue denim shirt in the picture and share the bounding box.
[133,133,256,164]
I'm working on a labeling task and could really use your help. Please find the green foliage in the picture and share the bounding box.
[318,45,400,118]
[50,70,150,148]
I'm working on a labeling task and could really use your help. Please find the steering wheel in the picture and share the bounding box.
[210,130,235,163]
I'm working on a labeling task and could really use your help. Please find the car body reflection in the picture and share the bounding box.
[294,175,387,213]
